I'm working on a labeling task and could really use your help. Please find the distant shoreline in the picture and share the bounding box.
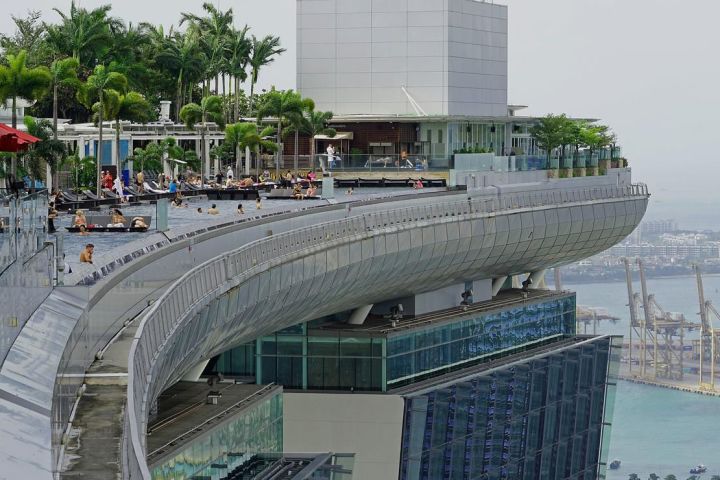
[560,270,720,285]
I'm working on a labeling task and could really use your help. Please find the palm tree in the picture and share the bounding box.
[241,123,277,176]
[77,65,128,195]
[180,3,233,97]
[180,95,225,182]
[287,105,336,173]
[256,89,307,178]
[224,123,246,175]
[248,35,285,112]
[164,137,198,175]
[0,50,51,177]
[226,26,251,122]
[97,91,151,168]
[155,32,207,120]
[24,116,67,186]
[46,1,121,68]
[0,51,52,129]
[48,57,80,139]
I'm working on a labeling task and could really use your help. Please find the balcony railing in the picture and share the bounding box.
[123,182,649,479]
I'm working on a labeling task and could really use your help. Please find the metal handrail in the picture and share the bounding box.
[124,183,649,478]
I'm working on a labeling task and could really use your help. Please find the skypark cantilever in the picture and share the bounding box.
[0,170,648,479]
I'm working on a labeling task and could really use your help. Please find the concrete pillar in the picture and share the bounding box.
[245,146,251,176]
[78,138,86,159]
[204,138,211,179]
[181,359,210,382]
[527,269,547,289]
[491,276,508,296]
[111,133,118,167]
[348,304,373,325]
[45,163,52,191]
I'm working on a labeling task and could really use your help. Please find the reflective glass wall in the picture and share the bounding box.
[399,336,615,480]
[211,294,576,394]
[386,295,576,388]
[149,391,282,480]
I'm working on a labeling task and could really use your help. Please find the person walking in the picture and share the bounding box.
[326,144,336,170]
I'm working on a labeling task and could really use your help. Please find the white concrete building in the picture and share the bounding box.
[297,0,508,116]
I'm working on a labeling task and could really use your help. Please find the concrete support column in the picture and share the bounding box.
[348,304,373,325]
[111,134,118,167]
[527,269,547,289]
[491,276,508,296]
[45,163,52,191]
[181,359,211,382]
[204,138,212,179]
[78,137,86,159]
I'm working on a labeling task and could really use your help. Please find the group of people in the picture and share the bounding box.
[71,208,148,235]
[197,197,261,215]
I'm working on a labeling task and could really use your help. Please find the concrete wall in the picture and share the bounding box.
[284,393,405,480]
[297,0,507,116]
[452,167,634,189]
[447,0,508,116]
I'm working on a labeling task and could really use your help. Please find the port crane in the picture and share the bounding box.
[624,258,696,380]
[694,265,720,391]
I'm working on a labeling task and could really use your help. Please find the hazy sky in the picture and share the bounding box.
[2,0,718,226]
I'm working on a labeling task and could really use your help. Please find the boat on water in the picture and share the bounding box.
[690,464,707,474]
[609,459,621,470]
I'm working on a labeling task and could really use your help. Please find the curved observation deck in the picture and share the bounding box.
[123,183,649,477]
[0,180,648,479]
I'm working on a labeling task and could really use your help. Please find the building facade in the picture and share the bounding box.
[208,290,619,479]
[297,0,508,117]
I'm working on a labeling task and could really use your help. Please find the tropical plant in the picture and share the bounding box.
[581,123,614,158]
[628,474,639,480]
[46,1,121,68]
[65,154,96,189]
[248,35,285,112]
[226,26,251,122]
[180,95,225,182]
[24,116,67,187]
[180,3,233,96]
[96,91,151,166]
[48,57,80,138]
[0,11,52,64]
[0,49,51,177]
[0,50,52,129]
[76,65,128,194]
[256,89,308,177]
[154,31,207,120]
[286,104,336,173]
[530,114,572,164]
[227,122,277,175]
[648,474,660,480]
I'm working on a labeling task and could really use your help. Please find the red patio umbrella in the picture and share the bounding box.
[0,122,40,152]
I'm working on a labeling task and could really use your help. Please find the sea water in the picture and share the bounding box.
[569,277,720,478]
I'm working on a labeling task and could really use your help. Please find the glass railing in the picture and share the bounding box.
[0,188,52,365]
[311,154,447,173]
[0,189,48,275]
